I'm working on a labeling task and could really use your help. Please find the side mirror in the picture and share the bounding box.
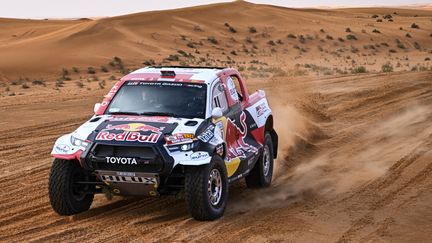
[211,107,223,119]
[93,103,101,114]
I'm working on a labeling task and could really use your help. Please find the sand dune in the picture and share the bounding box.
[0,1,431,242]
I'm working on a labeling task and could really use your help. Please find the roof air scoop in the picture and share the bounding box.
[160,70,176,77]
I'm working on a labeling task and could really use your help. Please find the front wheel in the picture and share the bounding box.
[245,132,274,188]
[48,159,94,215]
[184,155,228,221]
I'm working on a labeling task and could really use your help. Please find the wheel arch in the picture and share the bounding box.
[264,115,278,159]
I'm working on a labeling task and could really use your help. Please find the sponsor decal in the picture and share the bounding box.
[165,133,194,145]
[96,131,161,143]
[104,123,163,133]
[197,124,215,142]
[106,156,138,165]
[109,116,170,123]
[256,102,270,117]
[190,151,210,160]
[226,112,259,162]
[55,144,70,153]
[226,77,239,102]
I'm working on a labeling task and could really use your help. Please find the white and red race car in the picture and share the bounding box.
[49,66,278,220]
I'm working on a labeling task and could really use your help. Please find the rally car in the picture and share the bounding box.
[49,66,278,220]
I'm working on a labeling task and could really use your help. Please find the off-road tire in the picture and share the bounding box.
[184,155,228,221]
[48,159,94,215]
[245,132,274,188]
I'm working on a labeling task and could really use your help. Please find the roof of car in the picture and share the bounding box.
[120,66,228,85]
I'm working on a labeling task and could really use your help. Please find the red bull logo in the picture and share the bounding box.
[104,123,163,133]
[96,123,163,143]
[225,112,258,162]
[96,131,161,143]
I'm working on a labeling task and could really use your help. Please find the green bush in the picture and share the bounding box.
[87,67,96,74]
[351,66,367,73]
[248,26,257,33]
[381,63,393,72]
[346,34,357,40]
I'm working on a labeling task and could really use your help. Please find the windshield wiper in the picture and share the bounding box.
[140,111,178,117]
[109,111,142,116]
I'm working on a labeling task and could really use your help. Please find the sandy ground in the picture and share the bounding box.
[0,1,431,242]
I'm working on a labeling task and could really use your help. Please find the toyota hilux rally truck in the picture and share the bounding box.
[49,66,278,220]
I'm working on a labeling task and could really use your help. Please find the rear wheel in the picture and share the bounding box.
[48,159,94,215]
[245,132,274,188]
[184,155,228,220]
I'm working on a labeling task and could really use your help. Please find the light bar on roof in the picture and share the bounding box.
[160,70,176,77]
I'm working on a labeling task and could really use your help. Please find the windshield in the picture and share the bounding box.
[105,81,207,119]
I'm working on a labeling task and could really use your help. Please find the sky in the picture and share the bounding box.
[0,0,431,19]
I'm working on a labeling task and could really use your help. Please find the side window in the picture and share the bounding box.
[212,81,229,113]
[227,76,243,102]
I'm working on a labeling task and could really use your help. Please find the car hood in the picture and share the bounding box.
[73,115,204,145]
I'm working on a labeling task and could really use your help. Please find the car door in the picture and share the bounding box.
[219,74,261,181]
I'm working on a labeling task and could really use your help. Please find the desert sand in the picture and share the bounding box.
[0,1,431,242]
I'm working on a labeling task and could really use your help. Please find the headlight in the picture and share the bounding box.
[166,141,198,152]
[70,135,89,148]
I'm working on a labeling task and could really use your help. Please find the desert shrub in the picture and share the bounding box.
[55,80,64,88]
[372,29,381,33]
[293,45,300,50]
[87,67,96,74]
[298,35,306,43]
[372,14,379,18]
[11,79,23,85]
[381,63,394,72]
[388,19,394,22]
[276,39,283,44]
[345,27,351,32]
[267,40,276,46]
[346,34,357,40]
[320,28,325,33]
[362,29,366,33]
[351,66,367,73]
[405,33,411,38]
[230,50,237,55]
[186,42,195,48]
[208,36,218,44]
[414,42,421,50]
[177,50,189,57]
[381,42,389,47]
[430,33,432,37]
[351,46,359,53]
[75,81,84,88]
[228,26,237,33]
[21,83,30,89]
[318,45,324,52]
[143,59,155,66]
[376,19,383,22]
[72,67,79,73]
[193,25,203,32]
[389,49,397,53]
[248,26,257,33]
[411,23,419,29]
[32,79,45,86]
[62,68,69,77]
[338,37,345,42]
[326,35,333,40]
[395,39,405,49]
[425,57,431,61]
[109,75,117,80]
[245,37,253,44]
[100,66,109,72]
[166,54,179,61]
[287,33,296,39]
[98,80,106,89]
[5,85,10,91]
[383,14,392,19]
